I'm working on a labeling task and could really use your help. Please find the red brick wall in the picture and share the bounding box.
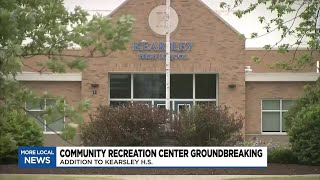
[81,0,246,122]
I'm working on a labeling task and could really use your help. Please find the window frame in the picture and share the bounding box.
[170,74,193,99]
[157,104,166,108]
[25,99,66,134]
[133,74,166,99]
[195,74,217,99]
[109,73,132,99]
[261,99,292,135]
[177,104,191,114]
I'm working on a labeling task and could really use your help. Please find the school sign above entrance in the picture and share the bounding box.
[133,41,193,60]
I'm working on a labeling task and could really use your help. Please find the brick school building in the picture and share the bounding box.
[20,0,319,145]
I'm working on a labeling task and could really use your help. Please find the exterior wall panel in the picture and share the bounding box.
[23,81,81,106]
[23,81,82,146]
[245,82,310,138]
[81,0,246,123]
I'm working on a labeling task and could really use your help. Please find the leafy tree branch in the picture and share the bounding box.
[0,0,134,142]
[221,0,320,71]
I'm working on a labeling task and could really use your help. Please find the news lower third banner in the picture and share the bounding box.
[18,147,267,168]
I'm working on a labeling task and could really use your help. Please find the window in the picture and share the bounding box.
[133,101,152,107]
[26,99,65,133]
[195,74,216,99]
[134,74,165,98]
[109,101,130,107]
[110,74,131,98]
[177,104,191,114]
[157,104,166,109]
[261,99,293,133]
[154,101,166,109]
[196,101,216,106]
[171,74,193,99]
[109,73,217,111]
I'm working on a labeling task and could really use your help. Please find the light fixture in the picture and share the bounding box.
[91,83,99,95]
[228,84,236,89]
[245,66,252,73]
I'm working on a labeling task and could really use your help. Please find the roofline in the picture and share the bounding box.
[15,72,82,81]
[107,0,243,36]
[245,72,318,82]
[107,0,131,17]
[196,0,242,36]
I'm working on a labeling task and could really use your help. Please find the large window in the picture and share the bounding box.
[134,74,165,98]
[110,74,131,98]
[109,73,217,111]
[261,99,293,133]
[26,99,65,133]
[171,74,193,99]
[195,74,216,99]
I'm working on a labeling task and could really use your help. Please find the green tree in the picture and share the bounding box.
[0,0,134,144]
[285,80,320,128]
[284,79,320,165]
[220,0,320,70]
[0,109,43,164]
[221,1,320,164]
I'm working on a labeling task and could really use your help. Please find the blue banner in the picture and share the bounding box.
[18,146,267,168]
[18,147,56,168]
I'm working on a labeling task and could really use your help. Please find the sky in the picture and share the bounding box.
[63,0,306,48]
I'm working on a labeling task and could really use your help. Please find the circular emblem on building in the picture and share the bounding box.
[148,5,179,35]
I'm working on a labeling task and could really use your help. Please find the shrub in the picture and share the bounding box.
[237,137,280,152]
[268,148,298,164]
[171,105,243,146]
[285,80,320,129]
[0,109,43,164]
[81,103,169,146]
[238,138,298,164]
[288,103,320,165]
[284,79,320,165]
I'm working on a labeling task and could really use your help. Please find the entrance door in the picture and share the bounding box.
[174,101,193,113]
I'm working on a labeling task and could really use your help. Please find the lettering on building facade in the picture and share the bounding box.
[133,41,192,60]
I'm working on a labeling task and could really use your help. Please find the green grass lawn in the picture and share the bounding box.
[228,176,320,180]
[1,175,320,180]
[0,175,120,180]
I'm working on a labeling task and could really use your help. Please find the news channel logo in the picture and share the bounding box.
[18,147,56,168]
